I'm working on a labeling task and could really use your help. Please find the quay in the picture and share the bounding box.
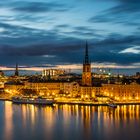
[1,97,140,106]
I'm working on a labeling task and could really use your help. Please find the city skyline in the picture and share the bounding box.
[0,1,140,138]
[0,0,140,72]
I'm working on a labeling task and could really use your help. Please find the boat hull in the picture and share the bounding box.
[12,97,55,105]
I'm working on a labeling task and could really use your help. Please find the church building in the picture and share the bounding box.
[80,42,94,98]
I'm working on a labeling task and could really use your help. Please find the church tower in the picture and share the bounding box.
[82,42,92,86]
[15,63,19,76]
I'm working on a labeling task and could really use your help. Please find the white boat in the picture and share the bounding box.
[107,103,117,108]
[12,96,55,105]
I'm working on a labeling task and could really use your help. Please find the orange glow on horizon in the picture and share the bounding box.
[1,62,140,72]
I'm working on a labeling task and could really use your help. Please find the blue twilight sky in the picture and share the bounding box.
[0,0,140,70]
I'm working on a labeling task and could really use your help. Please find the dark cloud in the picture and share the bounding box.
[62,30,100,37]
[89,0,140,26]
[119,0,140,3]
[0,34,140,66]
[0,0,139,69]
[0,22,37,32]
[0,21,71,46]
[109,4,140,14]
[56,24,71,28]
[92,34,140,46]
[73,26,104,33]
[0,40,83,66]
[88,34,140,65]
[58,26,104,38]
[11,1,71,13]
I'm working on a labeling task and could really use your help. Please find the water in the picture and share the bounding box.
[0,101,140,140]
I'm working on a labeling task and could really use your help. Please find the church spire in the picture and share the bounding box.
[84,41,89,64]
[15,63,19,76]
[82,41,92,86]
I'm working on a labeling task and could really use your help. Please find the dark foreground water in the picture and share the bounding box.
[0,101,140,140]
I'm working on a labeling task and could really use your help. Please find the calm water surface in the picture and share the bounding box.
[0,101,140,140]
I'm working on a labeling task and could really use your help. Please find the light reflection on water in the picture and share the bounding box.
[0,101,140,140]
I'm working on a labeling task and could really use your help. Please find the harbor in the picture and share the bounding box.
[1,95,140,106]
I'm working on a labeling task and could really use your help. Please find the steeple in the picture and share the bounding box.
[84,41,89,64]
[15,63,19,76]
[82,41,92,86]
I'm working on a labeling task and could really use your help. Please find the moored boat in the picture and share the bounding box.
[12,96,55,105]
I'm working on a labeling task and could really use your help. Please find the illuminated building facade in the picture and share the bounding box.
[100,83,140,101]
[42,69,65,79]
[3,42,140,103]
[4,80,140,102]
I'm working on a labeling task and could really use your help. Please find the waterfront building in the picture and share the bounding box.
[25,81,79,97]
[3,42,140,103]
[25,82,61,96]
[63,82,80,97]
[5,79,140,102]
[4,81,24,95]
[100,82,140,101]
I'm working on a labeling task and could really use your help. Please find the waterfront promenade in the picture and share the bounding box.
[1,93,140,106]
